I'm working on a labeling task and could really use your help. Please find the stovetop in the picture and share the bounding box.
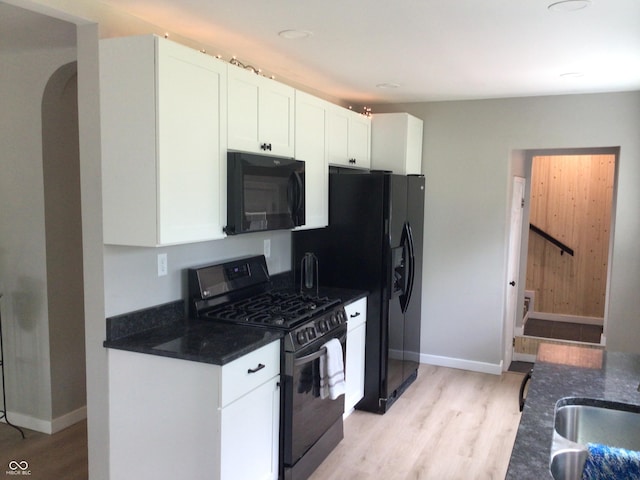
[202,290,342,330]
[188,256,348,350]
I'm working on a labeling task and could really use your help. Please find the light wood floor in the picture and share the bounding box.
[0,365,523,480]
[310,365,524,480]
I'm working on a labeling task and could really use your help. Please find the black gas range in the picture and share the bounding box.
[188,255,347,480]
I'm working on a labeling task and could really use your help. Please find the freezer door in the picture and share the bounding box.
[403,175,425,377]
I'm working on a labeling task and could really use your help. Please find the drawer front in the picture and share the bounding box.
[221,340,280,407]
[345,297,367,330]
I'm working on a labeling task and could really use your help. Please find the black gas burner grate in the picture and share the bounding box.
[203,291,340,329]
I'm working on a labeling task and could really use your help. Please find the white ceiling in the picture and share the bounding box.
[4,0,640,105]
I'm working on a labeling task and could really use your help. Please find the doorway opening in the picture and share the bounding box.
[512,147,618,361]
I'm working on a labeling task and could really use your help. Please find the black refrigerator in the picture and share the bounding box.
[292,169,424,413]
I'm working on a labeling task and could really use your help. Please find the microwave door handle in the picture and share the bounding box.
[287,172,303,222]
[294,171,303,213]
[287,173,295,218]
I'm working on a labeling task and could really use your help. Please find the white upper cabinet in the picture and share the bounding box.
[228,66,295,157]
[294,91,329,230]
[327,105,371,169]
[371,112,423,175]
[100,35,227,246]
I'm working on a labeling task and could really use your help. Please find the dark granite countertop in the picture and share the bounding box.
[103,300,283,366]
[311,286,368,305]
[506,344,640,479]
[271,271,368,305]
[105,319,283,366]
[103,282,365,366]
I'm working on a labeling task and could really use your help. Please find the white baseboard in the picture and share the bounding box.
[51,405,87,433]
[420,353,502,375]
[1,405,87,434]
[528,312,604,326]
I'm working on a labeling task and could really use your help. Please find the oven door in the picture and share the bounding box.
[225,151,305,235]
[282,325,346,467]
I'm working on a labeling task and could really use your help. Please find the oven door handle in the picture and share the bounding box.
[293,333,346,367]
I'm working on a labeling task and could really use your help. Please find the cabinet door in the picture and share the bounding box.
[344,297,367,415]
[227,66,261,153]
[345,322,366,415]
[228,67,295,157]
[259,78,295,157]
[157,39,227,244]
[328,106,371,169]
[327,106,350,167]
[294,91,329,229]
[347,112,371,169]
[220,376,280,480]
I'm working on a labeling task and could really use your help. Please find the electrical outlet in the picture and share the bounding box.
[157,253,168,277]
[263,239,271,259]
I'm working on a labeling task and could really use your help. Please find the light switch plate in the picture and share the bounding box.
[157,253,168,276]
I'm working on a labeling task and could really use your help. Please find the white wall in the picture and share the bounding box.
[374,92,640,370]
[104,232,291,316]
[0,8,80,429]
[42,63,88,421]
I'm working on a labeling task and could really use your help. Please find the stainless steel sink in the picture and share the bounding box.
[549,398,640,480]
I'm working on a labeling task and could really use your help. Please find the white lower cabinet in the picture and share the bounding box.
[108,341,280,480]
[220,376,280,479]
[344,296,367,416]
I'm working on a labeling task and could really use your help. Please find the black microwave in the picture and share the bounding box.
[224,151,305,235]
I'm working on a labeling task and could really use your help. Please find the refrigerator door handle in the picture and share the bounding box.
[400,222,416,313]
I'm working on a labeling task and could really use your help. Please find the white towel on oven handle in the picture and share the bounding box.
[319,338,346,400]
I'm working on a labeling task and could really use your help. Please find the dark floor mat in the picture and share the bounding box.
[508,361,533,373]
[524,318,602,343]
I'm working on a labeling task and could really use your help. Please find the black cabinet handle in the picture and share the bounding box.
[348,158,356,164]
[247,363,265,374]
[350,311,360,318]
[260,143,272,151]
[509,281,516,286]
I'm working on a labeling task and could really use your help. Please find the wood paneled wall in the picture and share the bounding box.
[526,154,615,318]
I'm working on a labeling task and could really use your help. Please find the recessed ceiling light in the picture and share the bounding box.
[376,83,401,89]
[278,30,313,40]
[548,0,592,12]
[560,72,585,78]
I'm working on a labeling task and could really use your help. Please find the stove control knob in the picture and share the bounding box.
[336,310,346,324]
[317,319,329,333]
[330,313,338,326]
[296,330,307,345]
[307,327,317,340]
